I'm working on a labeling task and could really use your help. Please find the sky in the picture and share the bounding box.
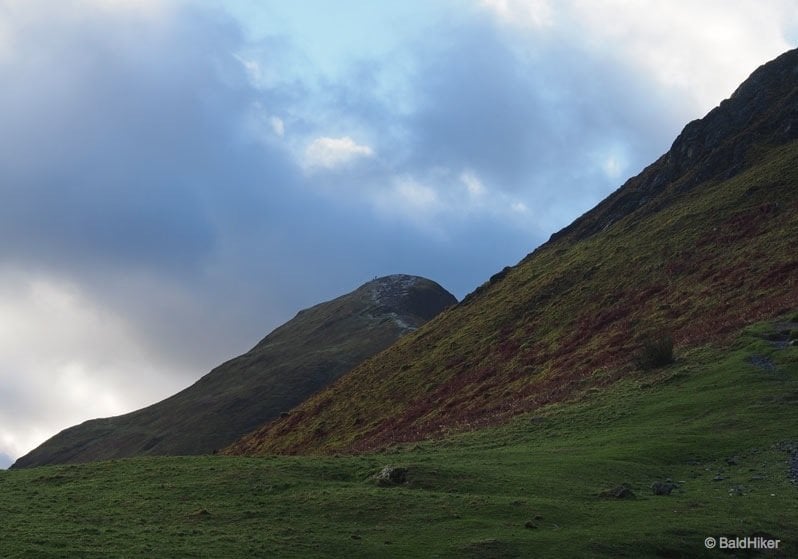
[0,0,796,468]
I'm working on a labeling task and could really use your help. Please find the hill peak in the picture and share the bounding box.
[363,274,455,324]
[13,274,455,468]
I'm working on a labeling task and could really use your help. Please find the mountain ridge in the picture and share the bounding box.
[550,48,798,246]
[12,274,456,468]
[227,47,798,457]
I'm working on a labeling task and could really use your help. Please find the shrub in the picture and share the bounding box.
[634,334,674,371]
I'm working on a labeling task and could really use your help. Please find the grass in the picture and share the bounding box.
[2,319,797,558]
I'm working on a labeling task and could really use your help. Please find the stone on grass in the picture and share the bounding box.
[599,484,635,499]
[651,481,679,496]
[374,465,408,486]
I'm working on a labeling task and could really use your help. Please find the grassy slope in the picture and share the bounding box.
[2,319,796,558]
[229,139,798,455]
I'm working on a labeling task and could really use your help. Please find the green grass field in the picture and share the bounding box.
[2,319,796,558]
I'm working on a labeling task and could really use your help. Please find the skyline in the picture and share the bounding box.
[1,0,797,467]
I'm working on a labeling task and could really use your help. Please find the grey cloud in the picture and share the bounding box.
[298,17,693,243]
[389,20,691,214]
[0,7,239,276]
[0,5,311,355]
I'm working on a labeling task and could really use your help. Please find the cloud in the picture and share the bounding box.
[372,16,692,235]
[373,176,442,231]
[460,170,486,197]
[480,0,798,111]
[304,136,375,169]
[370,166,535,240]
[270,116,286,137]
[480,0,554,28]
[0,270,195,459]
[85,0,167,12]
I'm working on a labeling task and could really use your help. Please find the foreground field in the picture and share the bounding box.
[1,319,796,558]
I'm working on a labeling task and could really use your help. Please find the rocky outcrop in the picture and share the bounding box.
[548,48,798,245]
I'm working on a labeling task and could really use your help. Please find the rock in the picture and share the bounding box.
[524,521,537,529]
[651,481,679,496]
[374,466,408,486]
[748,355,776,371]
[789,449,798,483]
[713,475,726,482]
[599,484,635,499]
[729,485,745,496]
[548,49,798,244]
[189,508,211,519]
[725,456,739,466]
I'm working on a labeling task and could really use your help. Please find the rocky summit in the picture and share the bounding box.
[12,275,456,468]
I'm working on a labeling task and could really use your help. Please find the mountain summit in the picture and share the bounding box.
[229,48,798,456]
[12,275,456,468]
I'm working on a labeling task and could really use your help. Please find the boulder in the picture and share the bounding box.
[375,466,408,486]
[651,480,679,496]
[599,484,635,499]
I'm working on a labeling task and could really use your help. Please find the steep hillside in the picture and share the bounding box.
[229,48,798,456]
[12,275,456,468]
[2,318,797,557]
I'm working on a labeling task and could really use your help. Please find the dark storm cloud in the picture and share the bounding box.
[0,3,321,370]
[0,5,287,278]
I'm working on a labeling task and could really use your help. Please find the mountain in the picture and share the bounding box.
[3,315,797,557]
[12,275,456,468]
[228,47,798,457]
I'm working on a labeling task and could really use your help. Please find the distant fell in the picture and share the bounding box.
[12,275,456,468]
[228,48,798,456]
